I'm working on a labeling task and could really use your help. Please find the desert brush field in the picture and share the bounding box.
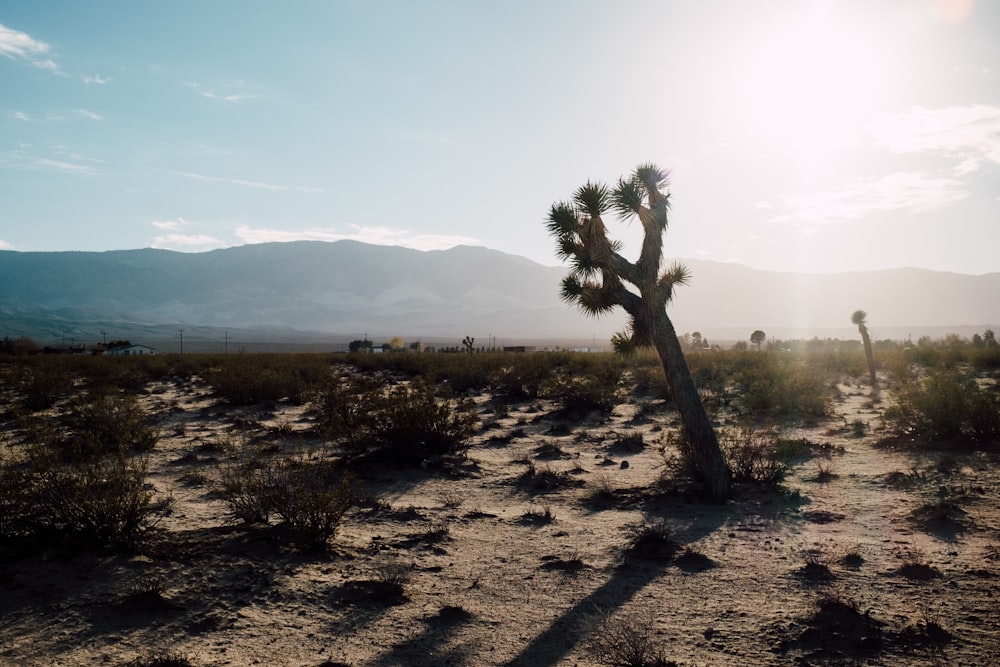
[1,341,998,666]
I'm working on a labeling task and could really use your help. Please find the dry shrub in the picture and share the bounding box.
[216,454,358,549]
[62,392,159,460]
[585,611,677,667]
[719,423,788,486]
[1,448,169,558]
[311,376,478,466]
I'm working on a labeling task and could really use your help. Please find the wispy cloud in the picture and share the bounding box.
[31,157,100,175]
[81,73,109,85]
[1,149,101,175]
[771,172,967,225]
[0,23,59,72]
[151,217,190,231]
[868,105,1000,175]
[178,171,324,193]
[12,109,102,122]
[0,239,13,250]
[187,82,258,103]
[234,224,481,252]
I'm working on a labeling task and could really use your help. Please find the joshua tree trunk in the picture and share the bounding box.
[860,326,876,388]
[545,163,730,503]
[651,310,730,501]
[852,310,877,390]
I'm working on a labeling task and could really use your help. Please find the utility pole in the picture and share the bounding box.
[225,330,228,354]
[178,329,184,354]
[101,330,107,345]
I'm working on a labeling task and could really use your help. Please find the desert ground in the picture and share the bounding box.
[1,353,998,667]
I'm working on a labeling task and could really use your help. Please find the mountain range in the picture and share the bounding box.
[1,241,997,350]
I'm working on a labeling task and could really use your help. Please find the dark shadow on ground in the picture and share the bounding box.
[504,490,737,667]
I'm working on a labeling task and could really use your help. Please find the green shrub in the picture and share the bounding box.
[308,374,381,441]
[205,354,329,404]
[62,392,159,460]
[731,354,833,421]
[311,376,478,466]
[12,362,71,411]
[884,370,1000,442]
[541,366,622,415]
[366,379,479,465]
[489,359,552,400]
[720,423,788,486]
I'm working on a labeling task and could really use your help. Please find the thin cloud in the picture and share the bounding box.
[0,23,59,72]
[0,239,13,250]
[771,172,967,225]
[234,224,481,252]
[81,73,109,85]
[151,218,190,231]
[178,171,324,193]
[187,82,258,103]
[76,109,102,120]
[201,90,257,102]
[1,150,100,175]
[12,111,34,121]
[32,157,100,175]
[868,105,1000,174]
[152,233,225,250]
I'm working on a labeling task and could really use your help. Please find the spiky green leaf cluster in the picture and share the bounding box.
[545,163,689,350]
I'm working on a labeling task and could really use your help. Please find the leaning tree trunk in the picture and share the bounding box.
[651,310,730,503]
[860,326,877,390]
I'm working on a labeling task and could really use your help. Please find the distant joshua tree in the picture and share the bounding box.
[545,162,730,502]
[750,330,766,351]
[462,336,475,353]
[851,310,877,389]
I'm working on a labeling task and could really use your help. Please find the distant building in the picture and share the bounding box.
[502,346,538,353]
[102,343,156,356]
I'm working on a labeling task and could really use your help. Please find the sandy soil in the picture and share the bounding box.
[1,373,998,666]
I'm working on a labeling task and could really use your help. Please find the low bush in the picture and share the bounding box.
[585,610,676,667]
[731,355,833,421]
[541,366,622,415]
[270,462,358,549]
[62,392,159,460]
[719,423,789,486]
[311,377,479,466]
[1,448,168,558]
[367,379,479,464]
[217,454,358,549]
[11,362,72,412]
[205,354,329,405]
[883,370,1000,442]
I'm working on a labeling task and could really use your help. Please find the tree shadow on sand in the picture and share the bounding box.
[504,493,733,667]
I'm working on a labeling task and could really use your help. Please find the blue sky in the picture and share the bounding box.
[2,0,998,274]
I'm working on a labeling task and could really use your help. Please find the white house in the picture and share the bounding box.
[103,344,156,356]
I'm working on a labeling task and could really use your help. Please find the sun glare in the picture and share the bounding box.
[739,6,889,155]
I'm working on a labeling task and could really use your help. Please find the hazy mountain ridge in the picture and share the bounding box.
[1,241,997,345]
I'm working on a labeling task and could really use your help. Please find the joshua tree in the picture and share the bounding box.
[546,163,730,502]
[851,310,877,389]
[750,330,766,351]
[462,336,475,353]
